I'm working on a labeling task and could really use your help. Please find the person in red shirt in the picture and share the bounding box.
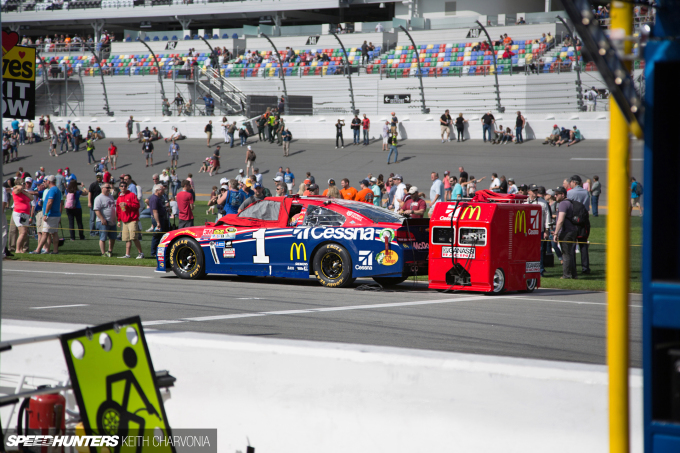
[340,178,358,200]
[480,42,489,52]
[115,180,143,259]
[398,187,426,218]
[502,46,515,59]
[354,180,374,204]
[108,141,118,170]
[176,180,195,227]
[361,114,370,145]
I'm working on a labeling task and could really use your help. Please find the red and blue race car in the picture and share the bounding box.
[156,196,429,288]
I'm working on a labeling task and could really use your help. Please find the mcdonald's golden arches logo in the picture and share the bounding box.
[290,243,307,261]
[461,206,482,220]
[514,211,527,235]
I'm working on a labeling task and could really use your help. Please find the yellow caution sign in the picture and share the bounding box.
[60,317,175,453]
[2,31,36,119]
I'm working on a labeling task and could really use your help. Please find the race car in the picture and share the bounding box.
[155,196,429,288]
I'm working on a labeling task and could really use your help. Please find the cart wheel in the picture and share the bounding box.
[96,400,125,436]
[491,268,505,294]
[520,278,537,293]
[313,244,353,288]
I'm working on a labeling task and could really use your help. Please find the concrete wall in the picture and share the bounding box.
[1,319,643,453]
[394,0,547,19]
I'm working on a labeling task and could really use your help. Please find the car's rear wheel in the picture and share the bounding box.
[372,276,408,286]
[490,268,505,294]
[313,244,353,288]
[169,237,206,280]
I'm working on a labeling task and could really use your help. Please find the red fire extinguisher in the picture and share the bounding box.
[18,391,66,453]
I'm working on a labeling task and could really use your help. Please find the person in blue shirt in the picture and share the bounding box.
[630,177,643,216]
[31,175,63,254]
[451,176,464,200]
[239,180,254,200]
[10,119,19,134]
[71,124,81,151]
[284,168,295,193]
[203,95,214,116]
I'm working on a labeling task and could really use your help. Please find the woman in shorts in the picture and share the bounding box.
[443,170,452,201]
[12,181,34,253]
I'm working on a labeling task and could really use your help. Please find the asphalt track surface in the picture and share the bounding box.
[1,261,642,367]
[3,136,644,206]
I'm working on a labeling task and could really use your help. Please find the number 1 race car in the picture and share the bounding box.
[156,196,429,288]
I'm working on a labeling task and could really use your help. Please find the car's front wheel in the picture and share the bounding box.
[313,244,353,288]
[169,237,206,280]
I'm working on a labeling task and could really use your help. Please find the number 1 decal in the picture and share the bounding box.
[253,228,270,264]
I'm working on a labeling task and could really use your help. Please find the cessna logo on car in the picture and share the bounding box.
[439,204,482,221]
[529,210,540,234]
[355,251,373,270]
[293,227,380,242]
[290,243,307,261]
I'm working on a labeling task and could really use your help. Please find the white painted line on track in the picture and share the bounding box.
[142,296,490,326]
[3,269,152,279]
[504,296,641,308]
[142,320,188,326]
[30,304,89,310]
[570,158,643,161]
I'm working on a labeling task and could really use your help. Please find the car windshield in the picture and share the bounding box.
[326,199,404,223]
[239,200,280,221]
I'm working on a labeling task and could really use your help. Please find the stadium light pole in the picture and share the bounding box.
[556,15,585,111]
[399,25,429,114]
[139,39,167,112]
[260,33,290,115]
[87,47,113,116]
[475,21,504,113]
[330,31,359,115]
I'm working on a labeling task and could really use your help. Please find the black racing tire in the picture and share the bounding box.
[519,278,538,293]
[313,243,353,288]
[168,237,206,280]
[372,276,408,286]
[97,400,125,436]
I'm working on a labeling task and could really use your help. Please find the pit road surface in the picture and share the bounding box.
[2,261,642,366]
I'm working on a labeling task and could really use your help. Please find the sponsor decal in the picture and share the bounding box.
[528,210,540,235]
[226,227,237,233]
[217,242,225,247]
[346,210,364,221]
[379,228,395,242]
[287,266,295,270]
[290,243,307,261]
[412,241,428,250]
[442,246,476,259]
[355,251,373,270]
[376,250,398,266]
[210,228,236,239]
[202,228,214,236]
[439,204,461,221]
[293,227,394,242]
[526,261,541,273]
[223,247,235,258]
[514,211,527,235]
[461,205,481,221]
[157,247,165,257]
[211,234,235,239]
[296,265,309,271]
[174,229,197,237]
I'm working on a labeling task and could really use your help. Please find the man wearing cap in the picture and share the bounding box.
[142,139,154,167]
[355,180,374,204]
[586,86,598,111]
[216,180,242,217]
[307,183,319,196]
[526,185,551,276]
[370,177,382,207]
[567,175,591,273]
[115,180,143,259]
[555,127,571,146]
[340,178,358,200]
[282,128,292,156]
[399,187,426,218]
[543,125,561,146]
[302,179,312,196]
[283,167,295,193]
[235,169,246,185]
[93,181,117,258]
[31,175,62,255]
[273,175,284,188]
[553,186,578,279]
[390,175,406,213]
[88,173,103,237]
[238,183,266,213]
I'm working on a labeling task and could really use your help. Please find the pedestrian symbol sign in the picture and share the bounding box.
[60,316,175,453]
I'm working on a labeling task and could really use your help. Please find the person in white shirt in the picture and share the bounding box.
[253,168,263,185]
[164,127,181,143]
[490,173,501,192]
[392,174,406,213]
[507,178,518,194]
[375,23,384,32]
[586,87,598,111]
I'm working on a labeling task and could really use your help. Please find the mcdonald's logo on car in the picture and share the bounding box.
[461,206,481,220]
[290,243,307,261]
[514,211,527,235]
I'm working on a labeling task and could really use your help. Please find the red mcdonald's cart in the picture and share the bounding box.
[428,190,542,293]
